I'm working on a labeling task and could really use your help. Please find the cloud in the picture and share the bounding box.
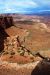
[38,9,50,13]
[5,8,12,12]
[0,0,39,13]
[34,0,50,6]
[0,0,50,14]
[13,1,38,7]
[4,0,38,8]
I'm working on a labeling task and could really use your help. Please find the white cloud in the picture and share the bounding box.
[16,1,38,7]
[0,0,38,13]
[0,0,50,13]
[39,9,50,12]
[35,0,50,5]
[3,0,38,8]
[5,8,12,12]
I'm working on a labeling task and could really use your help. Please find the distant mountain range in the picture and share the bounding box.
[0,10,50,16]
[36,11,50,16]
[27,10,50,16]
[26,11,50,16]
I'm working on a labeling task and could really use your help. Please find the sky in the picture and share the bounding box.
[0,0,50,14]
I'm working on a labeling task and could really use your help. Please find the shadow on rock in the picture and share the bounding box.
[31,60,50,75]
[0,26,9,52]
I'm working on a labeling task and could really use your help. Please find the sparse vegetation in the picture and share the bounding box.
[0,14,50,67]
[10,51,15,55]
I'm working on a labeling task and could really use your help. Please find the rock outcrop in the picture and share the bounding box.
[0,60,50,75]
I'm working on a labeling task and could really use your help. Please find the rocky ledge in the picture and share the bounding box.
[0,60,50,75]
